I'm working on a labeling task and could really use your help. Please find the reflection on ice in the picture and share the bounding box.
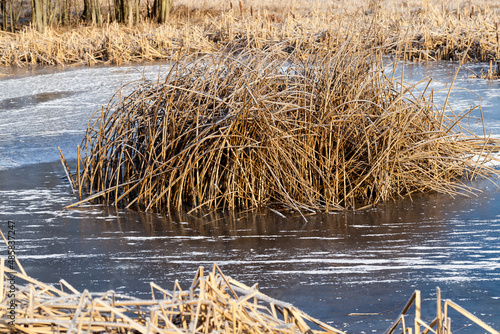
[0,91,81,110]
[0,160,499,332]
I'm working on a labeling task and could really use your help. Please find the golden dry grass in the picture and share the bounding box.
[1,0,500,67]
[0,259,346,334]
[1,258,498,334]
[61,38,500,214]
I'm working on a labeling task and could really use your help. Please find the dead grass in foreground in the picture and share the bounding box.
[1,0,500,67]
[1,257,498,334]
[0,259,344,334]
[60,41,500,214]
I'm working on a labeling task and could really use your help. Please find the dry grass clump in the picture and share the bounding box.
[0,260,346,334]
[64,41,500,214]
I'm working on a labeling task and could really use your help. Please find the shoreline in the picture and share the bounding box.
[1,0,499,72]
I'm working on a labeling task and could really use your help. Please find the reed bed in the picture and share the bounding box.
[384,3,500,63]
[0,22,205,66]
[0,261,346,334]
[62,42,500,214]
[1,0,500,67]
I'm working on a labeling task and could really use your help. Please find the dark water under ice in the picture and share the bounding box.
[0,61,500,333]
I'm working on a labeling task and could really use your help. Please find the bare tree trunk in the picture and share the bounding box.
[0,0,19,31]
[82,0,90,20]
[126,0,132,26]
[41,0,47,26]
[31,0,51,29]
[1,0,7,31]
[93,0,102,24]
[10,0,17,31]
[61,0,69,25]
[152,0,171,23]
[115,0,138,25]
[114,0,124,22]
[32,0,43,29]
[82,0,102,24]
[134,0,139,23]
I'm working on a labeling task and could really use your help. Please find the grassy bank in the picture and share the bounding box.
[62,38,500,214]
[1,0,500,67]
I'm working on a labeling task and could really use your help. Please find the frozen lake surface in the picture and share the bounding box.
[0,61,499,333]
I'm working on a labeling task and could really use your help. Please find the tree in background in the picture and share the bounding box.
[82,0,102,24]
[114,0,139,26]
[2,0,171,31]
[1,0,7,30]
[151,0,171,23]
[32,0,47,29]
[1,0,23,31]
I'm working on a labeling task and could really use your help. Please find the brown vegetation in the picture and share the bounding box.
[1,0,500,67]
[61,39,500,214]
[387,288,499,334]
[1,258,498,334]
[0,259,346,334]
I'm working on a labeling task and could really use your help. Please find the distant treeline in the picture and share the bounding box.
[0,0,172,31]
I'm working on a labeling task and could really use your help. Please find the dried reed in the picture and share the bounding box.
[0,261,345,334]
[467,60,500,79]
[1,0,500,67]
[386,288,499,334]
[1,260,498,334]
[63,41,500,214]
